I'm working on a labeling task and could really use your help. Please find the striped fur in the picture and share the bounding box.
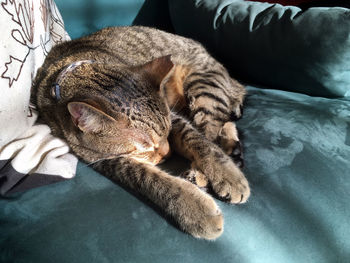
[32,26,249,240]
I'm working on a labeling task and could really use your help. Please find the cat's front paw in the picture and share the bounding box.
[175,181,224,240]
[196,151,250,204]
[217,122,244,168]
[211,168,250,204]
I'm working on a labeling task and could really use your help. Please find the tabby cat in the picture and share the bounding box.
[32,26,250,240]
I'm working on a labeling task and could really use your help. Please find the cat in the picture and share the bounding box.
[31,26,250,240]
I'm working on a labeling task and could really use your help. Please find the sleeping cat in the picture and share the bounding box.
[31,26,250,240]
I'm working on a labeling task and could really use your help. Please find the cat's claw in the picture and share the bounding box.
[230,141,244,168]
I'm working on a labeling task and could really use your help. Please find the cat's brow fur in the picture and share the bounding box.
[32,26,250,240]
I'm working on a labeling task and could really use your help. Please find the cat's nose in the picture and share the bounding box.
[158,140,171,159]
[152,140,171,165]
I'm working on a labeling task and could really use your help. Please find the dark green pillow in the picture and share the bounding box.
[168,0,350,98]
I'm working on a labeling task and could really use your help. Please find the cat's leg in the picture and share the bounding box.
[94,157,223,240]
[181,69,245,166]
[170,113,250,204]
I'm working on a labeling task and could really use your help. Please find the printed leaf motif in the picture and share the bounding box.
[1,0,20,24]
[1,56,25,87]
[11,29,26,45]
[1,0,35,45]
[17,0,35,44]
[48,0,65,44]
[50,29,64,44]
[1,0,37,88]
[40,0,48,32]
[1,0,68,88]
[27,106,33,117]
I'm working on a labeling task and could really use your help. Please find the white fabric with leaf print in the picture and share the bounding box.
[0,0,77,195]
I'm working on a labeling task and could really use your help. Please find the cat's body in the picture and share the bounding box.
[32,26,250,240]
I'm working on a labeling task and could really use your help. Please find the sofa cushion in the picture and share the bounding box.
[2,1,349,262]
[133,0,174,32]
[56,0,145,39]
[168,0,350,98]
[248,0,350,8]
[1,87,349,263]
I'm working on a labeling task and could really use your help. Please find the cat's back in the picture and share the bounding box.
[48,26,208,67]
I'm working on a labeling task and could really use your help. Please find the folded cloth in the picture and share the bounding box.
[0,0,77,195]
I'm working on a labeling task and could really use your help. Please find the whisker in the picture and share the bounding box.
[170,98,180,112]
[83,158,107,168]
[170,98,182,115]
[82,153,130,168]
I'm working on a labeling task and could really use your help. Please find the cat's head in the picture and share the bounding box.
[35,56,174,165]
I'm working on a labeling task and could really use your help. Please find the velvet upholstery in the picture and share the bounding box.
[168,0,350,98]
[1,0,349,262]
[1,86,349,262]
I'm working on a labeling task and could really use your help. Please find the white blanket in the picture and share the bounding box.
[0,0,77,195]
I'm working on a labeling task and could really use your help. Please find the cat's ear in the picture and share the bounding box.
[141,55,174,89]
[67,102,122,133]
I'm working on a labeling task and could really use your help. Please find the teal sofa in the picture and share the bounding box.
[1,0,349,262]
